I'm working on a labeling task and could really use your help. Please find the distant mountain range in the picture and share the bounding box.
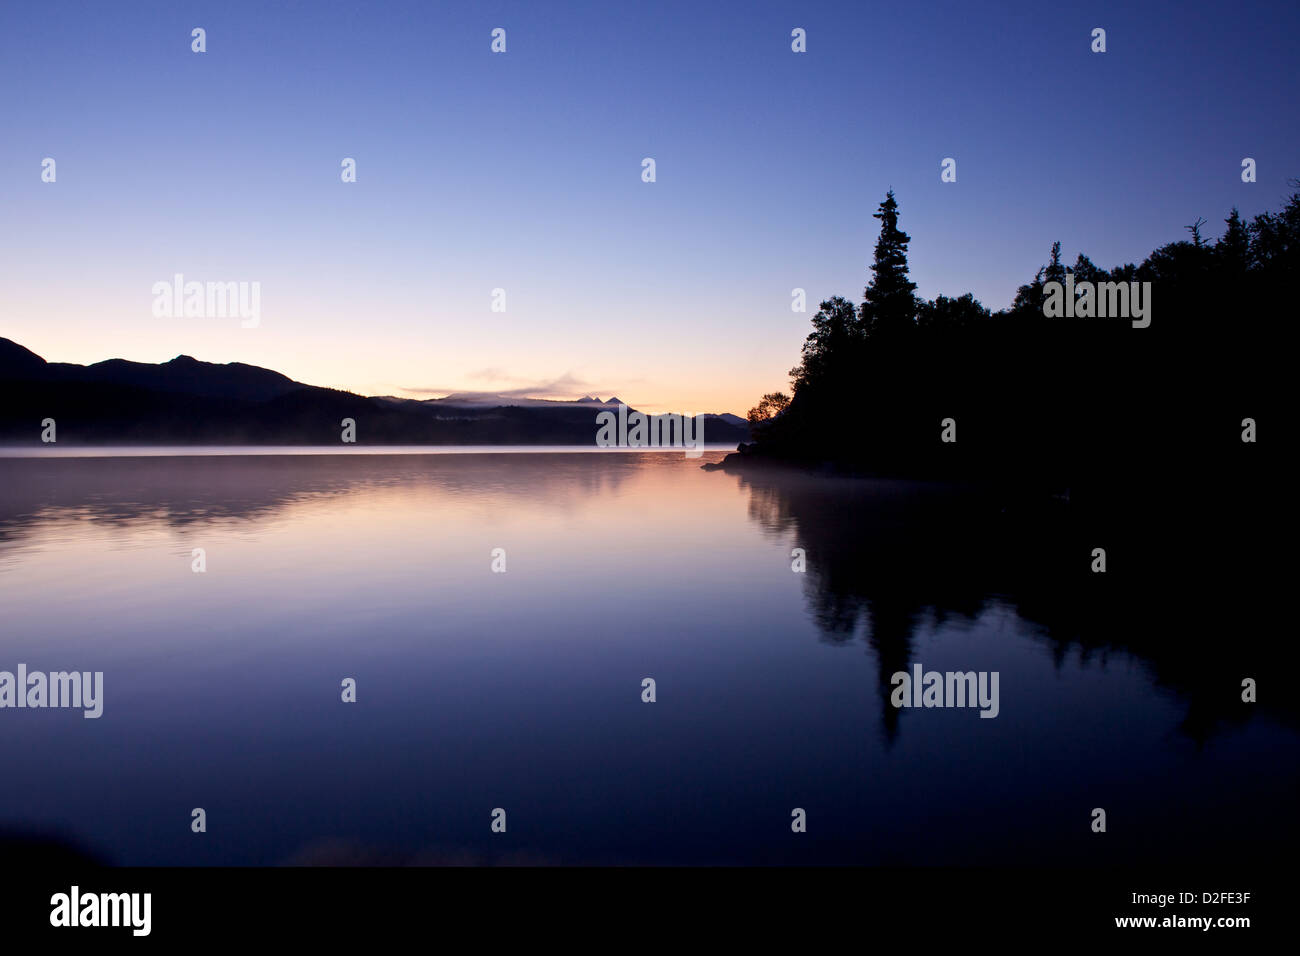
[0,337,748,446]
[402,392,630,409]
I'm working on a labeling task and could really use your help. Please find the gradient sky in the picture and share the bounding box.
[2,0,1297,414]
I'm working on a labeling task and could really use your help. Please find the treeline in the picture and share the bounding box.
[747,186,1294,486]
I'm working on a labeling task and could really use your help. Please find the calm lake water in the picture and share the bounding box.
[1,449,1295,865]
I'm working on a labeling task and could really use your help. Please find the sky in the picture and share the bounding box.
[2,0,1297,414]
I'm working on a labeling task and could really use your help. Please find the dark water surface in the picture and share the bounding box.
[0,450,1294,865]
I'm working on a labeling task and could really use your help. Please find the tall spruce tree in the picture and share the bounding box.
[859,189,918,337]
[1217,207,1251,275]
[1044,241,1066,286]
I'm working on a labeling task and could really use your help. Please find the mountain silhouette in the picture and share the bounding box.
[0,338,748,446]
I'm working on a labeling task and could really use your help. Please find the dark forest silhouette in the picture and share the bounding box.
[740,185,1292,486]
[726,185,1291,745]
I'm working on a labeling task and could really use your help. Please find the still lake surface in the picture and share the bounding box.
[1,448,1295,865]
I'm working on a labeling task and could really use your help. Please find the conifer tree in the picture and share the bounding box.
[1217,207,1251,274]
[859,190,918,337]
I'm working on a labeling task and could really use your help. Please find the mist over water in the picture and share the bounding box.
[1,451,1294,865]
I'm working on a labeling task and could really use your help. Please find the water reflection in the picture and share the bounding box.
[727,462,1297,744]
[0,452,640,538]
[0,451,1294,866]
